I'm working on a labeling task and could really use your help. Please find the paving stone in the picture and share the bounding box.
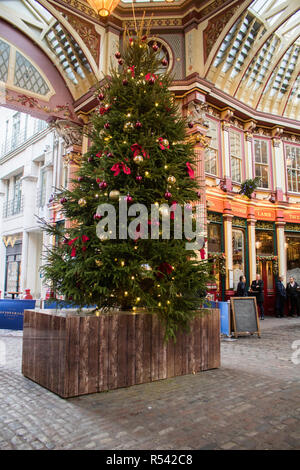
[0,318,300,450]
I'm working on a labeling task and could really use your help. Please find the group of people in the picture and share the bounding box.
[236,274,300,320]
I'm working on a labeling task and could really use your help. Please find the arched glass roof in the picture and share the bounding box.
[206,0,300,120]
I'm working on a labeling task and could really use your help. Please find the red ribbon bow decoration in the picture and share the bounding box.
[131,143,149,159]
[158,137,170,150]
[68,235,90,258]
[157,262,174,278]
[111,162,131,176]
[99,105,110,115]
[128,66,135,78]
[186,162,195,179]
[145,73,157,82]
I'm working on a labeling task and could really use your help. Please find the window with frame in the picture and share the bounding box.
[205,119,219,175]
[254,138,269,188]
[286,144,300,193]
[229,129,242,183]
[12,112,21,149]
[38,167,47,207]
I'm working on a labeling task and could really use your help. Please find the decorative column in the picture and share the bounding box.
[223,201,234,298]
[221,109,234,192]
[276,210,286,283]
[184,96,211,261]
[51,119,84,229]
[243,120,256,179]
[272,127,285,202]
[247,204,257,283]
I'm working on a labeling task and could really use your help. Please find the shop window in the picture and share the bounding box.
[229,129,243,183]
[232,229,245,290]
[5,242,22,297]
[254,139,269,188]
[255,230,274,254]
[286,234,300,282]
[205,119,219,175]
[208,222,222,253]
[286,144,300,193]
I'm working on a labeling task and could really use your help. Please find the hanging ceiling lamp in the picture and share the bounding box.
[86,0,120,17]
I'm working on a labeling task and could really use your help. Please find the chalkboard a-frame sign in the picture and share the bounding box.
[230,297,261,338]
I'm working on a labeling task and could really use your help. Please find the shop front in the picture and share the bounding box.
[255,221,277,316]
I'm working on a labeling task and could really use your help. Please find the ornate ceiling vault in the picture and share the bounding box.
[0,0,299,123]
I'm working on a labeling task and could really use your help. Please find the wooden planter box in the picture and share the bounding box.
[22,309,220,398]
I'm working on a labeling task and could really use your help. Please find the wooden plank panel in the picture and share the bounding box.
[117,314,128,388]
[108,315,118,390]
[79,317,89,395]
[202,311,209,371]
[167,338,175,378]
[193,315,201,373]
[98,315,109,392]
[127,314,136,387]
[66,316,80,397]
[50,315,60,395]
[213,309,221,369]
[58,316,67,397]
[142,314,152,383]
[21,311,30,377]
[88,316,99,394]
[188,318,195,374]
[158,321,167,380]
[151,314,159,381]
[135,314,144,384]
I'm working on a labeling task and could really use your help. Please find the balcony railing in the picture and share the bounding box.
[1,121,48,157]
[3,196,24,218]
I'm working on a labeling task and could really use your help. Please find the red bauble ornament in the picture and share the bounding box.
[123,79,128,86]
[161,58,168,66]
[60,197,67,204]
[115,51,121,59]
[136,175,142,182]
[164,191,172,200]
[141,35,147,41]
[148,77,155,85]
[104,122,110,129]
[118,59,124,65]
[93,214,102,220]
[98,92,105,101]
[77,176,83,182]
[99,181,107,190]
[135,121,142,129]
[152,43,159,52]
[126,195,133,203]
[188,121,194,128]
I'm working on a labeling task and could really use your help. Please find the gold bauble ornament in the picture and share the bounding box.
[167,176,176,184]
[123,121,134,132]
[78,198,87,207]
[162,139,169,147]
[95,260,103,267]
[109,190,120,200]
[133,154,144,164]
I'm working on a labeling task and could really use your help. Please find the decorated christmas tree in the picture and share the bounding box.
[42,27,208,340]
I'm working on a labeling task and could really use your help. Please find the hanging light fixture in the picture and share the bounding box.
[86,0,120,17]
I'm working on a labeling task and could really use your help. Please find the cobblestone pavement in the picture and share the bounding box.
[0,317,300,450]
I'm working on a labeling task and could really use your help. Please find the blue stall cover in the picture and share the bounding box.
[0,299,36,330]
[218,301,230,336]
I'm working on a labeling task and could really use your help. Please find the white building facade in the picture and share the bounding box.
[0,108,67,299]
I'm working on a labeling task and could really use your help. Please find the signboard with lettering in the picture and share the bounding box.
[230,297,261,338]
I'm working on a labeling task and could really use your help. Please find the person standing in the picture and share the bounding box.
[286,277,299,317]
[275,276,286,318]
[236,275,247,297]
[250,274,264,320]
